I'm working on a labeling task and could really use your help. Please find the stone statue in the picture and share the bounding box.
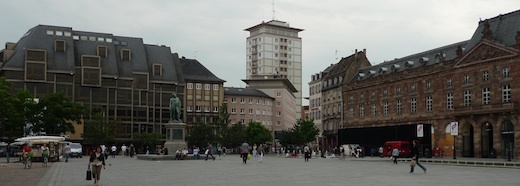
[169,93,182,123]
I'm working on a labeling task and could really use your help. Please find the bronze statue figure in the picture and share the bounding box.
[169,93,182,123]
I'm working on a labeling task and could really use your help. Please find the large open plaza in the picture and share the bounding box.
[1,155,519,186]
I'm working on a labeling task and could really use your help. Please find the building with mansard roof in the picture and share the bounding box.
[341,10,520,159]
[0,25,185,142]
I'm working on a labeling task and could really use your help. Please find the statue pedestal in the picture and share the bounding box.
[163,122,187,154]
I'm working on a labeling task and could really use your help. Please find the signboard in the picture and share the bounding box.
[450,122,459,136]
[417,124,424,137]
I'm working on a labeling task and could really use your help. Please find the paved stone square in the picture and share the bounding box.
[2,155,518,186]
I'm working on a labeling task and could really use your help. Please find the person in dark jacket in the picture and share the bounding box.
[89,146,106,185]
[410,140,427,173]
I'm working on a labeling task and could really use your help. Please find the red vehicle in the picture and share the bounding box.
[382,141,411,157]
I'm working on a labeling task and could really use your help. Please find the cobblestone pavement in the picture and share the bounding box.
[2,155,520,186]
[0,159,52,186]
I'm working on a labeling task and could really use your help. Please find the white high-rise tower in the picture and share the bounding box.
[244,20,303,119]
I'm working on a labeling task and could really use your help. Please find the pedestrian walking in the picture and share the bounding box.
[217,146,222,159]
[258,144,265,162]
[410,140,427,173]
[5,144,10,163]
[222,146,227,157]
[252,144,257,160]
[129,143,135,158]
[111,145,117,158]
[63,143,71,162]
[205,144,215,161]
[339,146,345,160]
[392,147,399,164]
[240,141,250,164]
[89,146,106,186]
[121,144,127,157]
[304,145,311,162]
[193,146,200,159]
[378,146,384,158]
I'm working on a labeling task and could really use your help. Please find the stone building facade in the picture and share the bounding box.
[342,10,520,159]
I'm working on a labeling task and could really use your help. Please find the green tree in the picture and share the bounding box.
[0,78,20,137]
[245,121,272,145]
[298,119,319,144]
[83,112,114,145]
[186,123,215,148]
[134,132,163,148]
[214,102,231,144]
[221,123,246,147]
[32,93,85,135]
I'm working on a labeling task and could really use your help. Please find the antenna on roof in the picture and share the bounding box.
[272,0,276,20]
[335,50,339,61]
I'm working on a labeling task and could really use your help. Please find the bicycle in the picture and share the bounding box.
[22,153,32,169]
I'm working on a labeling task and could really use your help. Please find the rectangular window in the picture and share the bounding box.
[256,109,261,115]
[396,87,401,95]
[426,82,431,91]
[231,98,237,103]
[411,84,416,93]
[187,83,193,89]
[447,78,452,88]
[276,121,281,126]
[349,107,354,118]
[82,55,100,67]
[196,106,202,112]
[25,62,46,81]
[240,98,245,104]
[205,106,210,112]
[447,93,454,110]
[240,108,245,114]
[187,105,192,111]
[411,98,417,113]
[383,102,388,116]
[46,30,54,35]
[205,84,210,90]
[276,111,281,116]
[196,83,202,90]
[502,84,511,103]
[397,99,402,114]
[97,46,108,58]
[371,103,376,117]
[482,71,489,81]
[464,74,470,84]
[276,102,281,107]
[464,90,472,106]
[257,99,260,104]
[231,108,236,113]
[276,91,281,97]
[26,50,46,62]
[503,67,510,78]
[153,64,162,76]
[121,49,131,61]
[213,106,218,112]
[383,89,388,97]
[482,87,490,105]
[55,40,66,52]
[82,68,101,86]
[249,109,253,114]
[426,96,433,112]
[359,104,364,118]
[213,84,219,90]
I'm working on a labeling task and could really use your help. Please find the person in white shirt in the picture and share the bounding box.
[121,144,127,157]
[193,147,200,160]
[111,145,117,158]
[181,148,188,160]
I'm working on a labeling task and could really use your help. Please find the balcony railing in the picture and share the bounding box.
[452,101,518,116]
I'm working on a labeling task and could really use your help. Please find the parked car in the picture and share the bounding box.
[69,143,82,158]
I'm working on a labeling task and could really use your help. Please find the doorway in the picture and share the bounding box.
[481,122,494,158]
[462,124,474,157]
[501,119,514,160]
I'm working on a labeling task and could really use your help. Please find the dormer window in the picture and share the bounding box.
[55,40,66,52]
[406,61,414,68]
[97,46,107,58]
[419,57,429,64]
[358,73,365,80]
[369,70,376,76]
[121,49,131,61]
[153,64,162,76]
[392,64,400,71]
[379,67,388,74]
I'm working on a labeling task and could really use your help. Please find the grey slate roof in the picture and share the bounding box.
[179,57,225,83]
[1,25,181,84]
[465,9,520,51]
[322,51,366,91]
[355,40,468,80]
[224,87,273,99]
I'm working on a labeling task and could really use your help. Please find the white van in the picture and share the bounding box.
[69,143,82,158]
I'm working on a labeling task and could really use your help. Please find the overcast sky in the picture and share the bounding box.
[2,0,519,105]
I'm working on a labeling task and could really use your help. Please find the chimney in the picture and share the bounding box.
[355,49,358,59]
[363,48,366,56]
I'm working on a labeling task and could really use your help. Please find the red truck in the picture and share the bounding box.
[382,141,411,157]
